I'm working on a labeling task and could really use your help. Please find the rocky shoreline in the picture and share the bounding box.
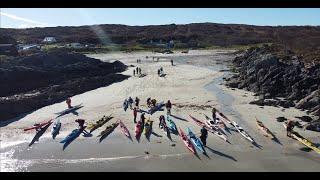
[0,52,129,121]
[225,45,319,129]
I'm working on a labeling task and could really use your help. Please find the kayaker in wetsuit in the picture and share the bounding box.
[66,97,72,108]
[147,97,151,107]
[151,99,157,107]
[287,120,295,137]
[157,69,160,76]
[136,67,139,74]
[135,97,140,107]
[200,126,208,146]
[171,59,173,66]
[133,69,136,76]
[166,100,172,115]
[211,107,217,124]
[133,107,138,123]
[75,119,86,131]
[128,97,133,109]
[159,115,165,129]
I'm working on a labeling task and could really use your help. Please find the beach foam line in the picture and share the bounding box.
[1,140,28,149]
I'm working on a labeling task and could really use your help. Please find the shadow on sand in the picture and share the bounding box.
[28,122,53,147]
[252,141,263,150]
[145,122,154,141]
[170,114,188,122]
[205,146,237,162]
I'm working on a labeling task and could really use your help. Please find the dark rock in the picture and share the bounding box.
[295,116,313,123]
[0,52,128,121]
[276,117,287,122]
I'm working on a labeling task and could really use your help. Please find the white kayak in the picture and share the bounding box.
[51,118,61,138]
[203,114,228,135]
[231,121,254,143]
[189,115,228,142]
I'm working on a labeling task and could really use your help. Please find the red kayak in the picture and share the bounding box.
[118,120,131,138]
[135,120,143,137]
[24,119,53,131]
[179,128,196,154]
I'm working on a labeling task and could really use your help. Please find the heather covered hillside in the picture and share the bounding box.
[1,23,320,64]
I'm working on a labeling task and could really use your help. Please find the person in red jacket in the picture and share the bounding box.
[133,107,138,123]
[66,97,72,108]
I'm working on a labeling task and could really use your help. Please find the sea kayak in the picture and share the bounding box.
[24,119,53,131]
[87,115,113,133]
[51,118,61,137]
[203,114,227,135]
[189,115,228,142]
[179,128,196,154]
[187,127,205,154]
[231,121,254,143]
[215,110,232,125]
[166,115,177,132]
[98,123,119,137]
[256,118,276,139]
[60,126,86,143]
[118,120,131,138]
[55,104,82,116]
[283,122,320,154]
[148,101,165,114]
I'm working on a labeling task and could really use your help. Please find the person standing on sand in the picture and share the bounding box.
[157,69,160,76]
[135,97,140,107]
[166,100,172,115]
[211,107,217,124]
[75,119,85,129]
[287,120,295,137]
[171,59,174,66]
[147,97,151,107]
[200,126,208,146]
[151,99,157,107]
[128,97,133,109]
[139,67,141,75]
[133,107,138,123]
[133,69,136,76]
[159,115,165,129]
[66,97,72,108]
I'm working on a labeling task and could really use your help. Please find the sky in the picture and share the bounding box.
[1,8,320,28]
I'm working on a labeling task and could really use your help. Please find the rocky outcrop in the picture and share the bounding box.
[0,52,129,121]
[226,45,320,118]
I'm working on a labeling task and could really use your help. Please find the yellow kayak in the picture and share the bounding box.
[88,115,113,133]
[283,121,320,154]
[292,131,320,154]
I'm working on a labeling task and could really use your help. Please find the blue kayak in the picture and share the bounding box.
[187,127,205,154]
[166,115,177,132]
[148,101,165,114]
[60,126,85,143]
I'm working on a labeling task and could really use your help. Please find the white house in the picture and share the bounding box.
[42,37,57,43]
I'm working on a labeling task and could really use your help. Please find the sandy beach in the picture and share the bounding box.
[1,50,319,172]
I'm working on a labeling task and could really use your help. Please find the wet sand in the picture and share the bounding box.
[1,50,319,172]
